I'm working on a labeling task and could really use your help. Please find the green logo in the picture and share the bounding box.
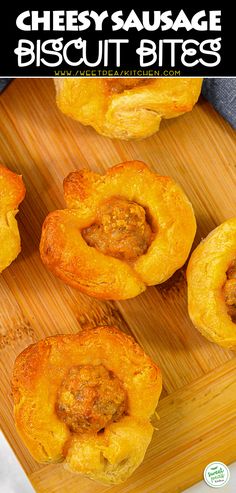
[204,462,230,488]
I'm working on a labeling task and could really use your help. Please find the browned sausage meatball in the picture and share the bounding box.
[82,197,153,262]
[56,364,127,434]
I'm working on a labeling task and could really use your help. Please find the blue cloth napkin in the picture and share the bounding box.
[202,78,236,130]
[0,78,12,93]
[0,78,236,130]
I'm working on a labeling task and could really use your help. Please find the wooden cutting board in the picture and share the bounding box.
[0,78,236,493]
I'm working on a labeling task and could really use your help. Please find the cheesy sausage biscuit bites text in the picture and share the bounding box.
[12,326,162,484]
[40,161,196,300]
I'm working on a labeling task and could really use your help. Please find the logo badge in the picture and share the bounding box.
[204,462,230,488]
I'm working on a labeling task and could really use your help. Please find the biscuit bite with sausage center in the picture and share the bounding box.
[187,217,236,349]
[40,161,196,300]
[0,164,26,273]
[12,326,162,484]
[55,77,202,139]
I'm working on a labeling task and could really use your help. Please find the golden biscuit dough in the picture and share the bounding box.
[0,164,26,273]
[12,326,162,484]
[187,218,236,349]
[54,77,203,140]
[40,161,196,300]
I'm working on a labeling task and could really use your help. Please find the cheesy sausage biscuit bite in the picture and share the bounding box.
[0,164,26,273]
[12,326,162,484]
[55,77,202,140]
[187,218,236,349]
[40,161,196,300]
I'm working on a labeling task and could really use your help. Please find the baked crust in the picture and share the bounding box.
[0,164,26,273]
[187,218,236,349]
[12,326,162,484]
[40,161,196,300]
[54,78,203,140]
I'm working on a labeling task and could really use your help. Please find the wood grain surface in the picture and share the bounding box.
[0,78,235,493]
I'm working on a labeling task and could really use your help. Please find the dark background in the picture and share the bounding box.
[0,6,233,77]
